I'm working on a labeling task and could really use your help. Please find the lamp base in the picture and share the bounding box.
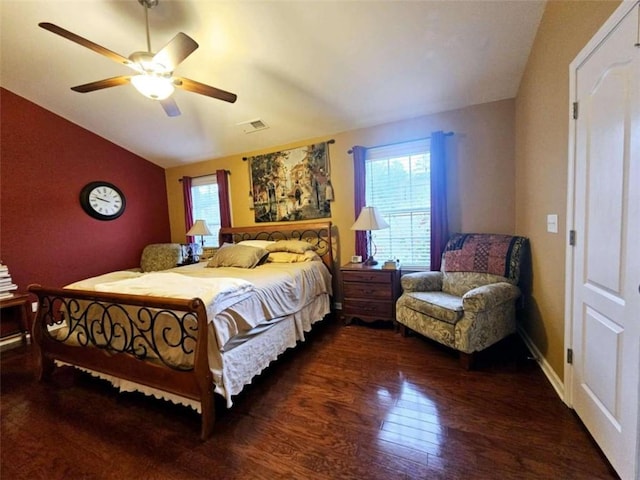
[363,256,378,266]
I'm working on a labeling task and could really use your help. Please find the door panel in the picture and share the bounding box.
[586,65,626,293]
[583,306,622,418]
[571,3,639,479]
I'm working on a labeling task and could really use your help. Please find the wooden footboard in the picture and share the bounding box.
[28,284,216,440]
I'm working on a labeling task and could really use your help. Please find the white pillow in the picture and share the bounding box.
[237,240,276,249]
[206,244,269,268]
[267,250,320,263]
[265,239,317,254]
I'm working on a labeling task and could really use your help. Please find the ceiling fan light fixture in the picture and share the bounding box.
[131,74,174,100]
[39,0,237,116]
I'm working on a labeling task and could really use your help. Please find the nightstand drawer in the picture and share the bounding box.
[343,300,394,318]
[343,282,393,300]
[342,270,394,284]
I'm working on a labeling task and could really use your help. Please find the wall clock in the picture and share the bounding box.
[79,181,126,221]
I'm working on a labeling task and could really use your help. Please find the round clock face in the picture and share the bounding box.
[79,181,126,221]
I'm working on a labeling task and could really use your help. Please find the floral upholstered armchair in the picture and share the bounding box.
[135,243,184,272]
[396,233,528,368]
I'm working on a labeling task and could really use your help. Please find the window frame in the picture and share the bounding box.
[365,138,431,270]
[190,174,221,247]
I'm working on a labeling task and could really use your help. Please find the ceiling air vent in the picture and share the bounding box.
[237,118,269,134]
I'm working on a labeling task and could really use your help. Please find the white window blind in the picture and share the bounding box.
[191,175,221,247]
[366,138,431,269]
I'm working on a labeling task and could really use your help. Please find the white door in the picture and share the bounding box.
[569,2,640,479]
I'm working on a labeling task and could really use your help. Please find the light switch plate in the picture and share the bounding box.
[547,214,558,233]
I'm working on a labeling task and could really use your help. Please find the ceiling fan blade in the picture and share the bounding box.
[160,97,181,117]
[39,23,133,68]
[153,33,198,71]
[174,77,237,103]
[71,76,131,93]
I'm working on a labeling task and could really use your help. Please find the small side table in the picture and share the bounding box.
[340,263,401,325]
[0,292,32,344]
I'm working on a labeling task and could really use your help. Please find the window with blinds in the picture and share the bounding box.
[191,175,221,247]
[366,138,431,269]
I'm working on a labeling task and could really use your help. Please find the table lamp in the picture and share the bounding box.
[186,219,212,248]
[350,206,389,265]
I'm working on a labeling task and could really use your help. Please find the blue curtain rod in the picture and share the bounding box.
[177,170,231,182]
[347,132,454,155]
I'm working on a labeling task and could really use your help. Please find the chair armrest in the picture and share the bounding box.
[462,282,521,312]
[401,271,443,292]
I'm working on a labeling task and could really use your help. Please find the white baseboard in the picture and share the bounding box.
[0,333,30,351]
[517,326,567,405]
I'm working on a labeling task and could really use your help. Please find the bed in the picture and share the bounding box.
[28,221,334,439]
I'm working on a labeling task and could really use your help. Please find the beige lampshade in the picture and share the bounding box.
[350,206,389,231]
[186,219,212,236]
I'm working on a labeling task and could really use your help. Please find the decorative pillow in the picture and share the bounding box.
[206,244,269,268]
[237,240,276,249]
[443,233,527,282]
[266,239,317,254]
[267,250,320,263]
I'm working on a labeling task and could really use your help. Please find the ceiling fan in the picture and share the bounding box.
[39,0,237,117]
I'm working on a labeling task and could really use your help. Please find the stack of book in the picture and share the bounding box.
[0,263,18,299]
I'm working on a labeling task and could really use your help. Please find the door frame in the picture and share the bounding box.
[564,0,638,408]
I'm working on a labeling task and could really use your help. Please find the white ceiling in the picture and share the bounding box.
[1,1,545,168]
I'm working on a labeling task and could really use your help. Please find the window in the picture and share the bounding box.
[190,175,221,247]
[366,139,430,269]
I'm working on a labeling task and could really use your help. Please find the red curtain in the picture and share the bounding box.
[430,131,449,271]
[352,146,368,259]
[182,176,194,243]
[216,169,232,228]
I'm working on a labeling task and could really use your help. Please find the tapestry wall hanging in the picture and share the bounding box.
[248,142,332,223]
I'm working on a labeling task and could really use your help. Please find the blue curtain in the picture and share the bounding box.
[182,176,194,243]
[352,146,368,259]
[430,131,449,271]
[216,170,232,228]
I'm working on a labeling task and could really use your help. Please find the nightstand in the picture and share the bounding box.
[0,292,31,344]
[340,263,401,325]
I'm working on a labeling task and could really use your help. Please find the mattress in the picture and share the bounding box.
[65,259,332,349]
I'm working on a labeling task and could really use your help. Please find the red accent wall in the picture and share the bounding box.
[0,88,171,289]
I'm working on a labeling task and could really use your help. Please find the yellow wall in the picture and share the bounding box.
[166,98,517,300]
[514,0,620,378]
[165,1,621,376]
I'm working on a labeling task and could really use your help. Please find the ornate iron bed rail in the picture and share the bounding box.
[28,285,215,439]
[219,221,334,272]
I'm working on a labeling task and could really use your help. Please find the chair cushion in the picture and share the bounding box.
[401,291,464,325]
[442,271,510,297]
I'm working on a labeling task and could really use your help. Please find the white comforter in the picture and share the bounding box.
[62,260,333,408]
[93,272,254,315]
[65,260,332,350]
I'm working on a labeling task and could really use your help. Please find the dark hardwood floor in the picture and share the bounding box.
[1,317,617,479]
